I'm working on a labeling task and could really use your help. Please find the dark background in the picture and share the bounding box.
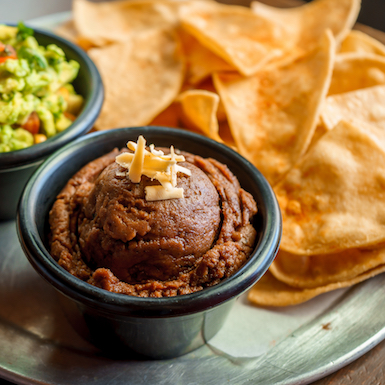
[357,0,385,31]
[315,0,385,32]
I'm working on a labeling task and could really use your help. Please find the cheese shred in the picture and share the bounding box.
[115,135,191,201]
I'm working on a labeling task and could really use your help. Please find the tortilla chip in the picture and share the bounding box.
[179,30,234,85]
[73,0,181,46]
[55,19,95,51]
[248,267,385,307]
[321,85,385,130]
[275,119,385,256]
[218,120,237,149]
[270,246,385,289]
[213,30,335,186]
[191,78,228,122]
[251,0,360,50]
[340,29,385,56]
[148,102,180,128]
[89,28,185,130]
[55,20,78,43]
[177,89,222,142]
[307,121,329,151]
[328,53,385,95]
[180,0,288,76]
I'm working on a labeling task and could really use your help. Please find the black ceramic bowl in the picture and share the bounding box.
[0,24,103,221]
[17,126,281,359]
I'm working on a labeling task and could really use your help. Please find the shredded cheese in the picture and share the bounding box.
[115,135,191,201]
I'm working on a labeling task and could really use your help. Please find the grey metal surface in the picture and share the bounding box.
[1,218,385,385]
[2,9,385,384]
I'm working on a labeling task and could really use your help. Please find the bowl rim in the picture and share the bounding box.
[0,23,104,170]
[17,126,281,317]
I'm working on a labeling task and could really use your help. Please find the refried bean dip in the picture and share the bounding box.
[49,136,258,297]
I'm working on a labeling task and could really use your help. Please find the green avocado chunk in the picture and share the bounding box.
[0,22,84,153]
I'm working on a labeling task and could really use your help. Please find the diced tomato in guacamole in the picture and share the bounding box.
[0,23,84,153]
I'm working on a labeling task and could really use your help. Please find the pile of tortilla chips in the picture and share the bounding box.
[58,0,385,306]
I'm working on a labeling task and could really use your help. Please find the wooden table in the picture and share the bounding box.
[313,338,385,384]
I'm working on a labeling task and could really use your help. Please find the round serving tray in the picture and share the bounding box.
[1,11,385,385]
[1,216,385,385]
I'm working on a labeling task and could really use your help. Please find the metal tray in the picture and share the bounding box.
[1,12,385,385]
[2,215,385,385]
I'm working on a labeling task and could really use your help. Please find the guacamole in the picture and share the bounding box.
[0,23,84,153]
